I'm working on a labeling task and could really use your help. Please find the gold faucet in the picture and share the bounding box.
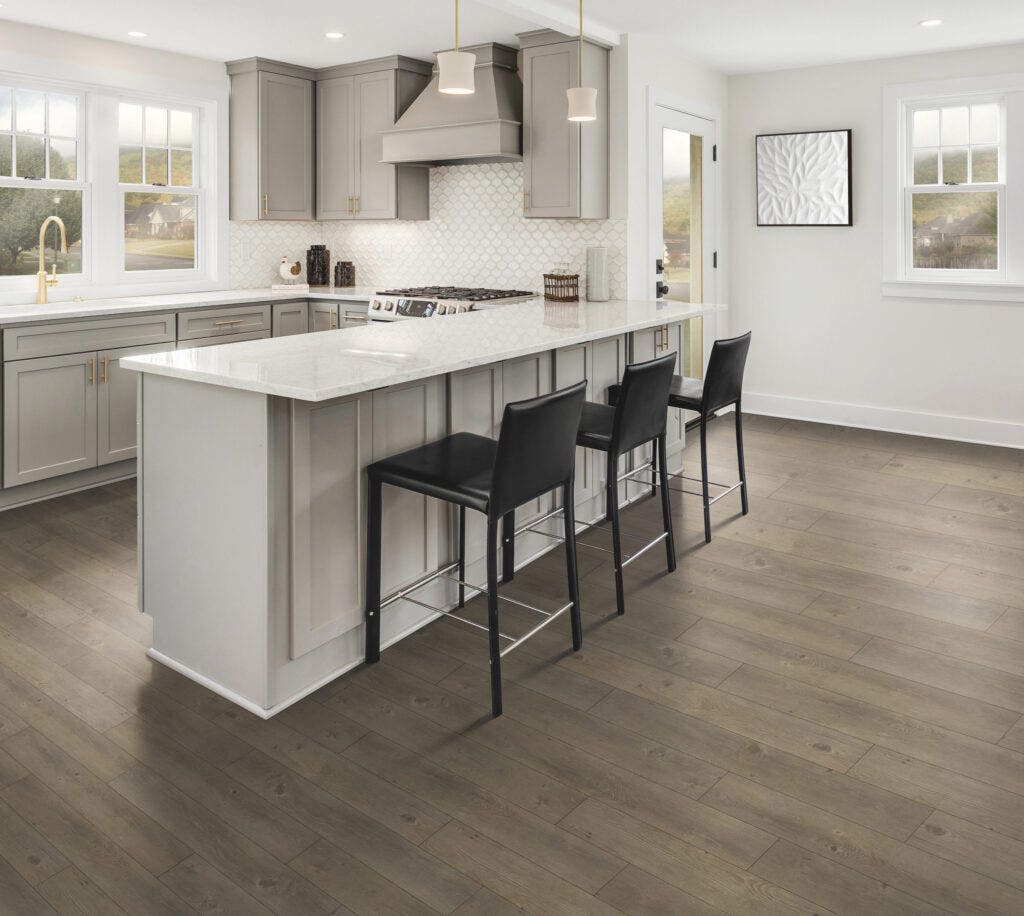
[36,216,69,305]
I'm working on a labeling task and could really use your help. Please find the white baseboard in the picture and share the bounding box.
[743,392,1024,450]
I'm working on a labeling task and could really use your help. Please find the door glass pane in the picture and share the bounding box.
[0,187,84,276]
[662,127,703,377]
[912,191,997,270]
[124,192,197,271]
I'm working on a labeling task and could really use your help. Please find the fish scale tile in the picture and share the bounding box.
[230,162,626,296]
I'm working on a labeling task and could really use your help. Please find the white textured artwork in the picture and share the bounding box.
[756,130,851,226]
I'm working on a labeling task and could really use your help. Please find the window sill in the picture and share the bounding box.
[881,279,1024,302]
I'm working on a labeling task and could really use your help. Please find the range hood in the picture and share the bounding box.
[381,43,522,166]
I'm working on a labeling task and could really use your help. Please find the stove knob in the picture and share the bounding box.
[370,300,380,310]
[384,301,394,311]
[436,304,447,315]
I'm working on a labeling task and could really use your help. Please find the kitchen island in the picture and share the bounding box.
[124,298,721,716]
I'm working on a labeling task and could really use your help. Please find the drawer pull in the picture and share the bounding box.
[213,319,245,327]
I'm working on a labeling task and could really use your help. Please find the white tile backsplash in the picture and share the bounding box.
[229,162,626,297]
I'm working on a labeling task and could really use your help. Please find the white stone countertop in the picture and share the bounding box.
[122,298,724,402]
[0,287,378,327]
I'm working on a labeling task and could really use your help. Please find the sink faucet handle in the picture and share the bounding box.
[47,263,59,286]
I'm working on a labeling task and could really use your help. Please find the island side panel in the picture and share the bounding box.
[140,373,272,709]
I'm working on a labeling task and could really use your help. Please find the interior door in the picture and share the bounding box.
[650,104,717,379]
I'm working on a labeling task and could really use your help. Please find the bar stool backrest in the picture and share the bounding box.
[612,352,678,455]
[489,380,587,520]
[701,331,752,415]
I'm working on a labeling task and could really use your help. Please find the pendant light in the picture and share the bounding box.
[567,0,597,121]
[438,0,475,95]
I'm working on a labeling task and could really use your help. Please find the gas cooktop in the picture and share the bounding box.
[376,287,535,301]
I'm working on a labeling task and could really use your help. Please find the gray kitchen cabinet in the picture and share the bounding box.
[272,301,310,337]
[227,59,315,221]
[4,352,98,487]
[98,344,173,466]
[340,303,369,326]
[316,57,431,220]
[518,30,609,219]
[178,303,272,341]
[309,301,339,332]
[179,331,271,349]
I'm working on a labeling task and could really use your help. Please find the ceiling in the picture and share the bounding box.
[1,0,1022,74]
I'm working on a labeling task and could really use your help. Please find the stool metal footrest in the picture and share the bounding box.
[517,505,667,568]
[661,470,745,506]
[378,557,573,660]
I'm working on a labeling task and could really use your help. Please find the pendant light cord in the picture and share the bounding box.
[455,0,460,51]
[578,0,583,87]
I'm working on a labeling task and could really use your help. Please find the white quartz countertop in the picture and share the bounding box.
[122,298,723,402]
[0,287,378,326]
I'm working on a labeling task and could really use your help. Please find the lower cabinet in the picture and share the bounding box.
[629,322,686,473]
[309,301,339,332]
[3,343,172,487]
[272,301,310,337]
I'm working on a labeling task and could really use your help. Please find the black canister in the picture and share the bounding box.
[306,245,330,286]
[334,261,355,288]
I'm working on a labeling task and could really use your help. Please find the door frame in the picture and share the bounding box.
[647,87,722,364]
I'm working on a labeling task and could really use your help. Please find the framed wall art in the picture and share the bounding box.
[756,129,852,226]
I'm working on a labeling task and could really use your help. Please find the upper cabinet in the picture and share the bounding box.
[316,57,432,220]
[518,30,609,219]
[227,59,315,221]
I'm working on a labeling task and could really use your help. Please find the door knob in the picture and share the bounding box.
[656,281,670,298]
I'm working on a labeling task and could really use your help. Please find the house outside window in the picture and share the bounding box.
[883,74,1024,301]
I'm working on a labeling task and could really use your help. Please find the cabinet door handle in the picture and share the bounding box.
[262,194,269,216]
[88,357,95,386]
[522,191,529,213]
[100,355,108,384]
[330,313,338,329]
[354,196,360,214]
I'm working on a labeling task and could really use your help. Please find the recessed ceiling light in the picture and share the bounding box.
[919,18,944,27]
[325,31,345,40]
[127,31,148,38]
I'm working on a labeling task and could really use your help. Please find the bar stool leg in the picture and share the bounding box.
[700,414,712,543]
[458,505,466,609]
[650,438,658,497]
[562,481,582,651]
[365,477,383,663]
[658,434,676,572]
[607,455,626,616]
[736,399,749,516]
[501,510,515,583]
[486,518,503,717]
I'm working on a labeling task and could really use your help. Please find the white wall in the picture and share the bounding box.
[623,33,729,301]
[728,43,1024,447]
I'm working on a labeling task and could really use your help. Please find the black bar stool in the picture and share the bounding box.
[575,353,679,616]
[364,381,587,717]
[614,331,752,543]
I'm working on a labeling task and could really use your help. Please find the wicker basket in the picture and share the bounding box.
[543,273,580,302]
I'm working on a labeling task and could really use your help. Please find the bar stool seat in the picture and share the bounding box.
[608,374,704,411]
[576,402,616,450]
[368,432,496,513]
[364,381,587,718]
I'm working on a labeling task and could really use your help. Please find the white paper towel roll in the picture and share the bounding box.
[586,247,610,301]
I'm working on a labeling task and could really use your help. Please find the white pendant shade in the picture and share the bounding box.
[438,50,476,95]
[567,86,597,122]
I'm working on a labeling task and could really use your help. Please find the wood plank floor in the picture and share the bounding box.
[0,415,1022,914]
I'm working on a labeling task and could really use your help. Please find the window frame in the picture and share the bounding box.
[883,73,1024,302]
[117,99,203,280]
[0,69,221,304]
[0,80,90,284]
